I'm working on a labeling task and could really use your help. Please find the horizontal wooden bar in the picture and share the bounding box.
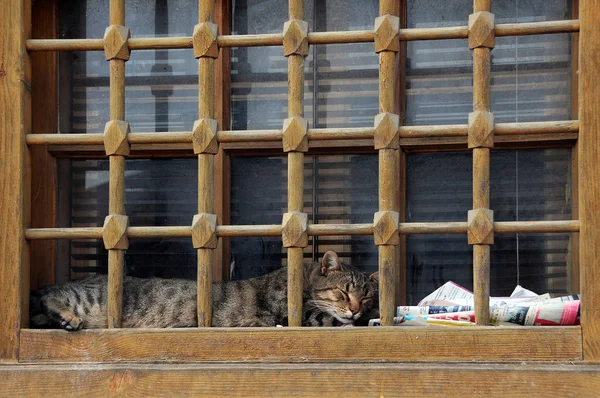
[127,226,191,238]
[24,220,579,241]
[26,20,580,52]
[398,222,467,234]
[495,20,580,37]
[26,38,105,51]
[19,327,581,362]
[495,120,580,135]
[25,227,104,240]
[5,361,600,396]
[308,30,374,44]
[399,26,468,41]
[494,220,580,233]
[129,37,192,50]
[308,127,373,140]
[307,223,373,236]
[218,130,282,142]
[218,34,283,47]
[26,121,578,147]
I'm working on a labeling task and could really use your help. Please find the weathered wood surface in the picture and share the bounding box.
[579,0,600,361]
[19,327,582,362]
[1,361,599,397]
[0,0,31,361]
[24,220,581,241]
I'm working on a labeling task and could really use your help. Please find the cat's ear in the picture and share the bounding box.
[368,271,379,282]
[321,251,342,275]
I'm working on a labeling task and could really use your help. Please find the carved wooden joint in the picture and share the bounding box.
[103,214,129,250]
[103,25,131,61]
[283,19,309,57]
[374,15,400,53]
[468,11,495,49]
[193,22,219,59]
[191,213,218,249]
[374,112,400,150]
[468,111,494,148]
[192,118,219,154]
[282,212,308,248]
[104,120,130,156]
[373,211,399,245]
[468,208,494,245]
[282,117,308,152]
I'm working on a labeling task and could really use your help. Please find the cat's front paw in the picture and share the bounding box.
[58,311,83,331]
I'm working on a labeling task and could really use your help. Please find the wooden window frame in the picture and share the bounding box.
[2,1,599,389]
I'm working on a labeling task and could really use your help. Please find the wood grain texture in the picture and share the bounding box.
[579,0,600,361]
[30,0,58,290]
[26,120,579,147]
[24,220,580,241]
[107,250,124,328]
[197,249,213,327]
[26,19,580,52]
[18,327,582,362]
[473,48,491,111]
[473,245,491,326]
[0,0,31,361]
[287,247,304,326]
[2,362,600,397]
[106,0,128,330]
[195,0,217,326]
[285,0,308,327]
[473,148,490,209]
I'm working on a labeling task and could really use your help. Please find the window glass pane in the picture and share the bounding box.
[406,0,572,124]
[231,0,378,130]
[70,159,197,279]
[59,0,197,134]
[406,149,572,304]
[230,155,378,279]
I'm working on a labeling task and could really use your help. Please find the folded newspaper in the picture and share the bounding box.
[368,281,580,327]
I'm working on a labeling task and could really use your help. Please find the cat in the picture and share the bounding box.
[30,250,379,330]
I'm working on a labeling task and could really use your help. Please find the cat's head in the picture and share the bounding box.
[306,251,379,324]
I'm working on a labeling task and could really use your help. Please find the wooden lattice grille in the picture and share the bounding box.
[23,0,582,330]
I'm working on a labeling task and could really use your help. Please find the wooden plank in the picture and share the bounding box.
[0,0,31,361]
[105,0,128,329]
[3,362,600,397]
[195,0,218,327]
[30,0,58,290]
[25,19,580,51]
[579,0,600,361]
[18,327,582,362]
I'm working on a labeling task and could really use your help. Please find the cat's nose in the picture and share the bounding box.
[350,306,360,315]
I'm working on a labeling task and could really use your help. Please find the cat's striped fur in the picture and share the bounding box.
[30,251,378,329]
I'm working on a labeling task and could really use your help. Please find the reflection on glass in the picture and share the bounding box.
[406,149,572,304]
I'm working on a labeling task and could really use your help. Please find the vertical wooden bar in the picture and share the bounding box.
[375,0,400,326]
[105,0,128,329]
[469,0,494,326]
[30,0,58,290]
[579,0,600,361]
[0,0,31,360]
[284,0,309,327]
[194,0,218,327]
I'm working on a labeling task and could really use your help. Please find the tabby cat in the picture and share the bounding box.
[30,251,379,330]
